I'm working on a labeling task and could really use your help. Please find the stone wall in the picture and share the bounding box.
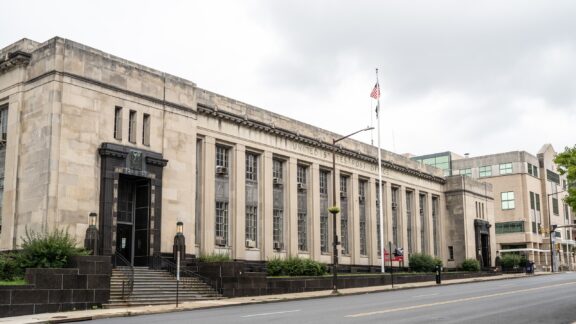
[0,256,111,318]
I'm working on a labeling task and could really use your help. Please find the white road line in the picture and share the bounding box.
[346,281,576,318]
[241,310,301,318]
[412,293,439,298]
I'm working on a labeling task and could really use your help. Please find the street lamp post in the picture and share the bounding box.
[330,126,374,294]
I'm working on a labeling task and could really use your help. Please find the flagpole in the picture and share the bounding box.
[375,68,386,274]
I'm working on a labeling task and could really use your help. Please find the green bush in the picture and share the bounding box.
[500,254,526,269]
[19,228,87,269]
[267,257,327,276]
[461,258,480,272]
[409,253,443,272]
[197,252,231,262]
[0,253,22,281]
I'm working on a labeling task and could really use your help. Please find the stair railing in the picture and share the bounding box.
[151,253,222,295]
[113,252,134,299]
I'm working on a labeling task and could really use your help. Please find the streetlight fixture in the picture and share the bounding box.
[84,212,99,255]
[330,126,374,294]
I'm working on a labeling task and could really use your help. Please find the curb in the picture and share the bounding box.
[30,273,547,323]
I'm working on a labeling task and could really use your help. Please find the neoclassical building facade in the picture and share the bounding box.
[0,37,495,269]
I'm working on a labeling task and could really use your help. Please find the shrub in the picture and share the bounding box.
[500,254,526,270]
[461,258,480,272]
[197,252,231,262]
[0,253,22,281]
[409,253,443,272]
[19,227,87,269]
[267,257,327,276]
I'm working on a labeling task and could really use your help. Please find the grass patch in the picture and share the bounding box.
[0,278,27,286]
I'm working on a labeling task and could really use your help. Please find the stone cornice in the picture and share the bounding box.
[0,51,31,73]
[24,70,197,114]
[197,104,446,184]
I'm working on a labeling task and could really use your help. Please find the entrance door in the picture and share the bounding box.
[481,233,490,268]
[116,175,150,266]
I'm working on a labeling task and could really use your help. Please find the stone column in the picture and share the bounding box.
[310,163,321,261]
[351,173,360,265]
[201,136,216,256]
[287,157,298,256]
[262,151,274,260]
[233,144,246,260]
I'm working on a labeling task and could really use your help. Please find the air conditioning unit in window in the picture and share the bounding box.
[340,191,347,198]
[246,239,256,248]
[216,166,228,175]
[273,177,283,186]
[392,202,398,209]
[358,196,365,203]
[273,241,283,250]
[297,183,307,191]
[215,237,226,246]
[375,200,380,206]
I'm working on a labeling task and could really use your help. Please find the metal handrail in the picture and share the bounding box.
[113,252,134,299]
[151,254,222,295]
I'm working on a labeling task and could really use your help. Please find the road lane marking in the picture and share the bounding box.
[346,281,576,318]
[412,293,439,298]
[241,310,301,318]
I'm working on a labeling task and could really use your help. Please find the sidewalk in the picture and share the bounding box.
[0,272,546,324]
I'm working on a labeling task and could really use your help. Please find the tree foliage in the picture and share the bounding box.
[554,145,576,211]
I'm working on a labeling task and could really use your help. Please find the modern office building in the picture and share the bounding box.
[434,145,573,271]
[0,37,496,269]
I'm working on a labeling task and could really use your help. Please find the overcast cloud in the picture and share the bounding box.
[1,0,574,157]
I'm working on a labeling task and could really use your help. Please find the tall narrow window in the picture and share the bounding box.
[340,175,349,255]
[376,182,382,255]
[297,165,308,251]
[406,191,413,254]
[419,194,427,253]
[0,106,8,142]
[195,139,203,245]
[128,110,137,143]
[142,113,150,146]
[215,145,231,246]
[114,106,122,140]
[359,180,367,256]
[432,196,439,257]
[245,153,259,247]
[320,170,330,253]
[273,159,284,250]
[215,202,229,246]
[391,187,399,247]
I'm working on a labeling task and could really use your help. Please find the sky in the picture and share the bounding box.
[1,0,575,157]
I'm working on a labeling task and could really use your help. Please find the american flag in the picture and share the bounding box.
[370,83,380,99]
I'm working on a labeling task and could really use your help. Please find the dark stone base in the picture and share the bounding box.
[0,256,111,318]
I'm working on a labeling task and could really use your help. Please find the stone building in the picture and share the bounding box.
[448,145,573,271]
[0,37,495,269]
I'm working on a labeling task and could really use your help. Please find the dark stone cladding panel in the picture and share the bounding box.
[197,104,446,184]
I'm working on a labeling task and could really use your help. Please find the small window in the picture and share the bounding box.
[216,146,229,168]
[552,198,559,215]
[319,170,329,195]
[114,106,123,140]
[501,191,515,210]
[448,246,454,260]
[479,166,492,177]
[128,110,137,143]
[461,168,472,177]
[245,153,258,181]
[142,113,150,146]
[499,163,513,175]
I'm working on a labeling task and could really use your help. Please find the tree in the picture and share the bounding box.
[554,145,576,211]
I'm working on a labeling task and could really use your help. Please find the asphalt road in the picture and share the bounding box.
[92,273,576,324]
